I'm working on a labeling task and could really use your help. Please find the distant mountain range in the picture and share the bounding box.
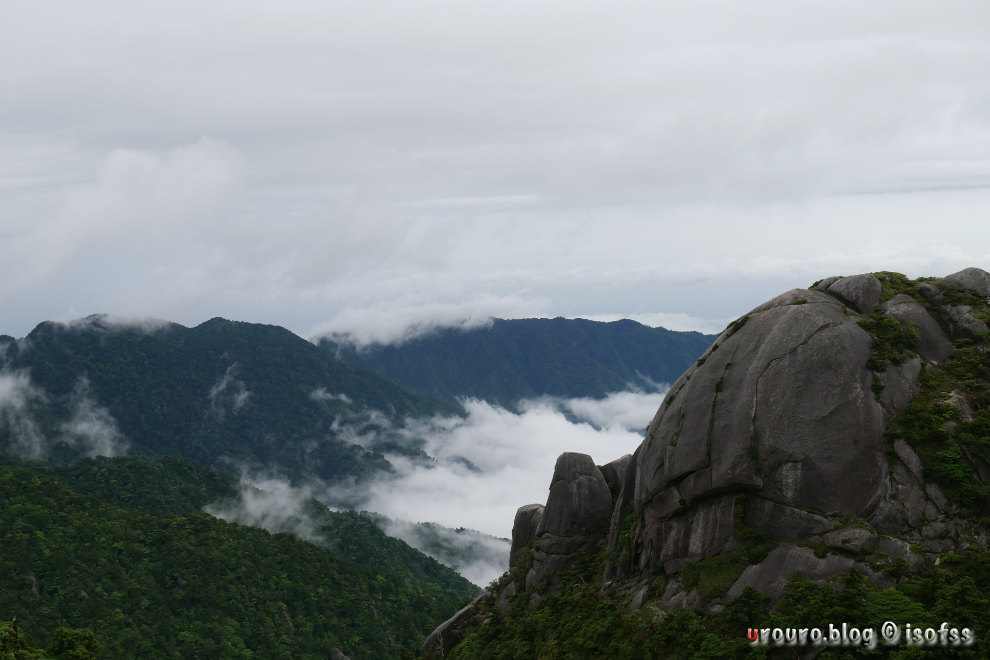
[0,313,716,657]
[322,317,716,407]
[1,315,458,482]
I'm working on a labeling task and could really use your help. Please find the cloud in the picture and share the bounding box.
[59,376,128,458]
[0,371,47,459]
[538,389,670,434]
[55,314,174,334]
[327,392,663,541]
[308,295,546,348]
[0,371,128,459]
[203,388,664,584]
[2,2,990,344]
[310,388,352,405]
[209,364,251,417]
[204,467,509,586]
[379,519,510,588]
[204,474,324,544]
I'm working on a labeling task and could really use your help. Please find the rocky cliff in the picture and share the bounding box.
[421,268,990,657]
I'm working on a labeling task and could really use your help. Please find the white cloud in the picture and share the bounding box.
[309,296,546,347]
[1,2,989,342]
[541,389,668,434]
[56,314,174,334]
[0,371,47,459]
[380,519,511,588]
[60,376,128,458]
[204,474,324,544]
[328,393,658,540]
[310,388,352,405]
[209,365,251,417]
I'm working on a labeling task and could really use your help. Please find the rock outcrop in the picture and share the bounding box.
[549,269,984,602]
[509,504,543,567]
[422,268,990,654]
[419,593,492,657]
[524,452,612,592]
[942,266,990,296]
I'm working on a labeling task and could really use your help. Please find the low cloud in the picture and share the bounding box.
[204,473,324,543]
[55,313,174,334]
[380,519,510,588]
[538,388,669,433]
[0,370,47,459]
[308,295,547,348]
[59,376,128,457]
[310,388,352,404]
[328,391,663,540]
[209,364,251,417]
[204,387,664,585]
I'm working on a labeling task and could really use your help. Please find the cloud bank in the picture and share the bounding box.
[332,390,664,540]
[202,387,663,585]
[0,371,128,459]
[2,3,990,341]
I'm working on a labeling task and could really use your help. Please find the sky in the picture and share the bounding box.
[3,1,990,343]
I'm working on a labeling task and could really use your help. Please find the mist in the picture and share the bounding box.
[60,376,129,457]
[0,370,47,459]
[200,387,663,586]
[209,364,251,418]
[0,371,128,459]
[329,389,664,540]
[204,473,325,543]
[380,519,510,588]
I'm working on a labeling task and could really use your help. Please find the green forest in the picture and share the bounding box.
[0,458,478,659]
[325,318,714,407]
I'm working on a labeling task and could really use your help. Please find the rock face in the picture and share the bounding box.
[631,285,892,573]
[941,266,990,296]
[420,593,492,656]
[509,504,544,567]
[524,452,612,592]
[525,270,985,598]
[424,268,990,652]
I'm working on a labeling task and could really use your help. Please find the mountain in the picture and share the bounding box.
[0,461,478,658]
[0,315,460,482]
[0,453,482,658]
[321,317,715,407]
[422,269,990,658]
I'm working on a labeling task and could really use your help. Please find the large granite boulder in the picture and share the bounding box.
[631,287,892,570]
[509,504,544,566]
[879,294,953,363]
[525,453,612,592]
[825,272,882,314]
[481,268,988,626]
[419,593,492,656]
[941,266,990,296]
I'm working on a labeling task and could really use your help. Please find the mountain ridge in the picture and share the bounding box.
[321,317,715,407]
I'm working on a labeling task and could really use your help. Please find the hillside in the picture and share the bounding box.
[423,269,990,658]
[322,317,715,407]
[0,316,460,482]
[0,460,478,659]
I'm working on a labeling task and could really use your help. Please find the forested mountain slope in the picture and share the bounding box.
[0,316,459,481]
[0,460,478,659]
[322,317,715,407]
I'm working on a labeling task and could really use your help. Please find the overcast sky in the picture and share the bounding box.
[3,1,989,342]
